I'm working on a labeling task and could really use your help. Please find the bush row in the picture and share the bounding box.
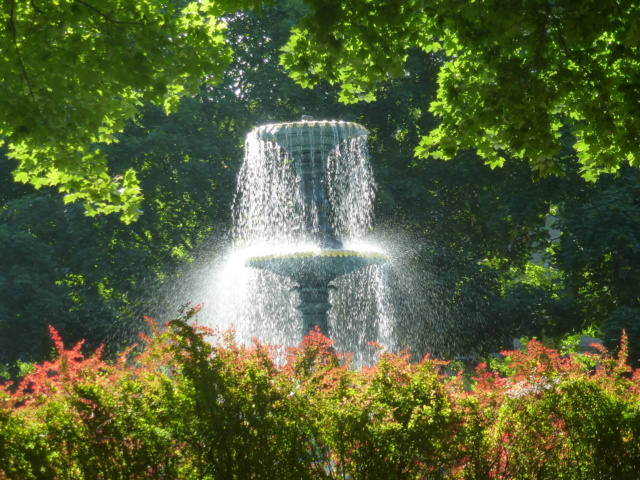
[2,308,639,479]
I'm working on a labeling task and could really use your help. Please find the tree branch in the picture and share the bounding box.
[545,1,608,112]
[75,0,144,26]
[29,0,44,15]
[9,0,36,103]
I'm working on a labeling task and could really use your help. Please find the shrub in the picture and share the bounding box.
[1,312,639,479]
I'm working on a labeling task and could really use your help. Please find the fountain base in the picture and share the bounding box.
[295,285,332,336]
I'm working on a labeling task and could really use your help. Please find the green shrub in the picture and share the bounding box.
[1,309,639,479]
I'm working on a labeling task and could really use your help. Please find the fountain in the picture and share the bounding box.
[234,118,388,339]
[159,117,487,361]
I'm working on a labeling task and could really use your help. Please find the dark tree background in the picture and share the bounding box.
[2,1,639,371]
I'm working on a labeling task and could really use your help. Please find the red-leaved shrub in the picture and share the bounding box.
[2,314,639,479]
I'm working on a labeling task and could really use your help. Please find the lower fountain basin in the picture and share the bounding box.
[246,249,388,336]
[245,249,388,285]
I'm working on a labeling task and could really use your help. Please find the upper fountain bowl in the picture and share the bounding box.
[252,120,368,155]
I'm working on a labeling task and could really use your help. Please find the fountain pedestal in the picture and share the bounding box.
[296,285,332,335]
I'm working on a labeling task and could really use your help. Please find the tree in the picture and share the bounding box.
[0,0,259,222]
[556,166,640,362]
[558,166,640,320]
[0,222,69,365]
[0,191,135,367]
[5,1,639,221]
[0,1,358,366]
[6,0,632,365]
[281,0,640,179]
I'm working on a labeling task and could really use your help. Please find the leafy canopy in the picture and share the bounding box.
[0,0,254,222]
[281,0,640,179]
[5,0,639,222]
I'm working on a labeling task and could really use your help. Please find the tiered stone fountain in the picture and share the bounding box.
[238,118,387,338]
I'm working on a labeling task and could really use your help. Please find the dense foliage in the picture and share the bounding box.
[0,0,257,222]
[2,0,640,370]
[2,0,639,219]
[2,7,639,476]
[282,0,640,179]
[1,314,639,479]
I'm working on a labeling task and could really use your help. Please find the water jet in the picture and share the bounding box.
[162,120,490,361]
[236,119,388,339]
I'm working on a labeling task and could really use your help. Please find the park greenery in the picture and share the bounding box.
[2,0,639,219]
[282,0,640,179]
[1,312,640,479]
[1,1,640,471]
[2,0,639,368]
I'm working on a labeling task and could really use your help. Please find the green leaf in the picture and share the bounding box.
[13,171,30,183]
